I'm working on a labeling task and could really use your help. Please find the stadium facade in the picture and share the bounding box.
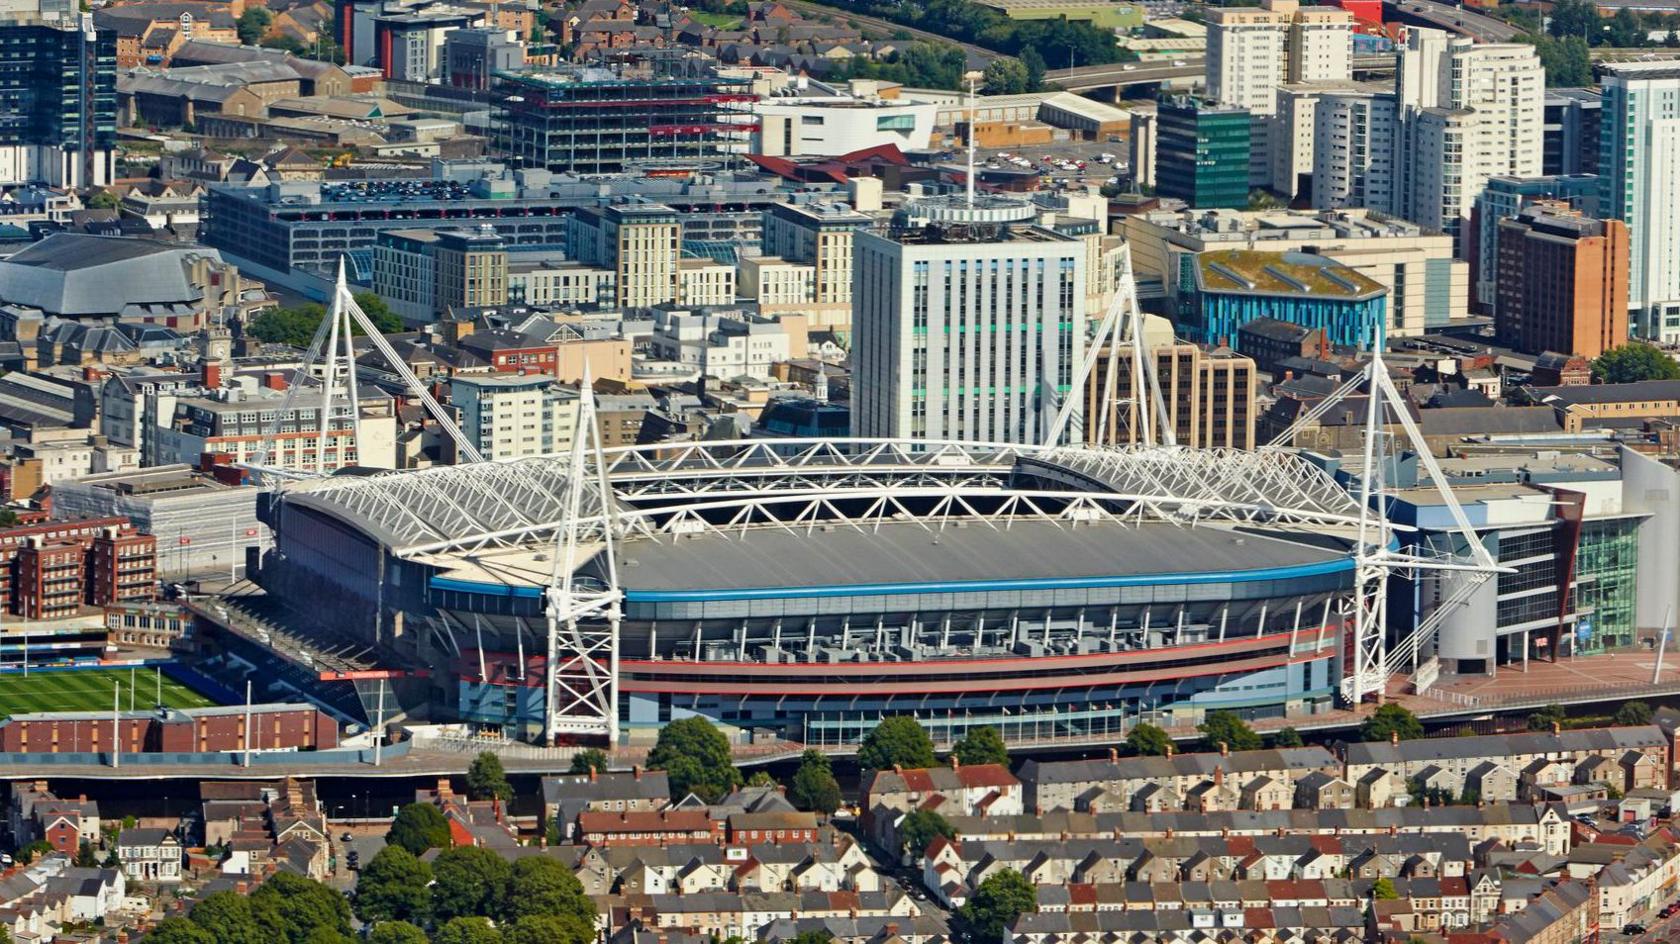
[257,439,1377,746]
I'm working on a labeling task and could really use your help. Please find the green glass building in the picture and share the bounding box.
[1155,95,1250,210]
[1573,517,1640,654]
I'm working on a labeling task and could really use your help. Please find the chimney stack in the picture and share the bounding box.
[633,765,641,780]
[1552,721,1561,735]
[1218,741,1229,757]
[1390,731,1399,747]
[1108,747,1119,762]
[949,755,960,770]
[589,765,598,782]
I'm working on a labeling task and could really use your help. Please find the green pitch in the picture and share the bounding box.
[0,669,217,718]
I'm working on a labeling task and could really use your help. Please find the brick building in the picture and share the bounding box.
[1495,205,1630,360]
[0,517,158,620]
[0,703,339,754]
[576,809,723,847]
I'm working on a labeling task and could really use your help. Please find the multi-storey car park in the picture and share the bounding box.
[489,65,757,176]
[198,163,833,284]
[254,439,1374,747]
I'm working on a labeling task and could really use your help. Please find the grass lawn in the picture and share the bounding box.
[687,10,745,28]
[0,668,217,718]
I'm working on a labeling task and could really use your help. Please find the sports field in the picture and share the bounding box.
[0,668,218,718]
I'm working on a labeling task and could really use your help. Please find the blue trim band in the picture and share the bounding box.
[430,576,545,599]
[429,557,1355,603]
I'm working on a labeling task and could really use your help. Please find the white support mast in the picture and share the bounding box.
[250,258,484,481]
[543,366,624,744]
[1045,244,1172,448]
[1287,325,1503,704]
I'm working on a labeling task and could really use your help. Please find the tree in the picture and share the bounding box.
[1594,343,1680,383]
[1373,877,1398,900]
[252,873,353,944]
[569,748,609,775]
[784,933,833,944]
[387,802,451,855]
[237,7,273,44]
[1273,727,1304,748]
[506,913,596,944]
[646,716,741,803]
[899,808,957,861]
[1610,7,1645,46]
[1020,47,1047,91]
[953,726,1009,767]
[746,771,778,788]
[982,57,1029,94]
[954,869,1037,943]
[1527,35,1593,87]
[467,751,514,802]
[432,846,513,923]
[368,924,430,944]
[354,845,433,925]
[188,891,268,944]
[246,292,403,348]
[145,919,216,944]
[1528,703,1568,732]
[86,190,121,210]
[1360,704,1424,743]
[788,749,843,815]
[1197,710,1261,753]
[74,839,97,867]
[504,856,596,927]
[1616,701,1654,726]
[434,917,505,944]
[1125,723,1172,756]
[15,841,51,864]
[1546,0,1598,41]
[858,716,937,771]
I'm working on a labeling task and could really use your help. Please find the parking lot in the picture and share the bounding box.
[975,142,1132,191]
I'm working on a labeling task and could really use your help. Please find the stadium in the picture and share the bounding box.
[254,437,1383,748]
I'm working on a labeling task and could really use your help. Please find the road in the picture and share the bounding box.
[1047,54,1396,93]
[1619,898,1680,944]
[1047,58,1202,91]
[1383,0,1520,42]
[778,0,999,62]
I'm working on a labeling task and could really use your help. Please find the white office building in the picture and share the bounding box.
[1207,0,1352,188]
[1394,32,1542,246]
[1314,29,1540,248]
[449,373,580,460]
[853,196,1088,444]
[1600,62,1680,342]
[1312,88,1397,212]
[753,81,938,157]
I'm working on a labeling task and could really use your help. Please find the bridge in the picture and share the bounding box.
[1381,0,1520,42]
[1047,54,1398,94]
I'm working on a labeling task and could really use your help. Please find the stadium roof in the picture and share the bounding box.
[281,439,1369,560]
